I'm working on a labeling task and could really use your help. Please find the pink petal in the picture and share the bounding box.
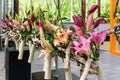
[91,29,108,44]
[72,15,84,28]
[93,18,106,28]
[18,26,22,31]
[74,25,84,37]
[73,41,80,47]
[86,14,93,31]
[98,29,108,43]
[0,23,7,29]
[79,49,87,54]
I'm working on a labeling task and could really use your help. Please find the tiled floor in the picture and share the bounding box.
[0,49,120,80]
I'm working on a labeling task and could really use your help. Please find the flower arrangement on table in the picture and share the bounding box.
[0,4,110,80]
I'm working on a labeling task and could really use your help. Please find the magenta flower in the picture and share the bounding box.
[72,15,84,28]
[1,20,13,30]
[72,36,91,55]
[18,25,22,31]
[74,25,84,38]
[23,21,28,26]
[22,21,32,32]
[86,14,93,31]
[88,4,98,14]
[0,23,7,29]
[89,29,108,45]
[36,20,44,32]
[31,13,35,22]
[93,18,106,29]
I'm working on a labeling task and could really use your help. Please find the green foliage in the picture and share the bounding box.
[19,29,31,40]
[101,1,110,22]
[16,0,111,22]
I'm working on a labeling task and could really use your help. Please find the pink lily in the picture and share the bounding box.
[74,25,84,38]
[1,20,13,30]
[0,23,7,29]
[93,18,106,29]
[72,36,91,55]
[72,15,84,28]
[89,29,108,45]
[23,21,28,26]
[18,25,22,31]
[22,21,32,32]
[88,4,98,15]
[86,14,93,31]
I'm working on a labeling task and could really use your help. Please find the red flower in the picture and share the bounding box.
[31,14,35,22]
[36,20,44,32]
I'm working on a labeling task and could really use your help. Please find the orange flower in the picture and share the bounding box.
[55,29,72,44]
[13,20,20,25]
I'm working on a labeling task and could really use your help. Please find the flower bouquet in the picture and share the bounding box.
[0,4,112,80]
[71,4,108,80]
